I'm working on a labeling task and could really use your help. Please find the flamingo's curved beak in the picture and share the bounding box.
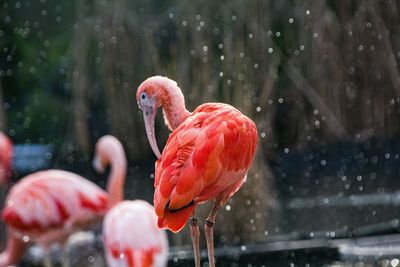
[141,103,161,159]
[92,156,105,173]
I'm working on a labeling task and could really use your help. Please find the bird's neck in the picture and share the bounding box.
[0,231,25,267]
[106,154,127,208]
[159,85,191,131]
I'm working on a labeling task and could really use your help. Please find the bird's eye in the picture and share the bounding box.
[141,93,147,100]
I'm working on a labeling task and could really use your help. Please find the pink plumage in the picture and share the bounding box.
[0,170,108,266]
[103,200,168,267]
[3,170,107,234]
[0,135,127,267]
[0,132,13,185]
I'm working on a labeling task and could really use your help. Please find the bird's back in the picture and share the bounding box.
[2,170,108,234]
[154,103,258,232]
[103,200,168,267]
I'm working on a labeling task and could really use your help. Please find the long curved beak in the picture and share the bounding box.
[142,105,161,159]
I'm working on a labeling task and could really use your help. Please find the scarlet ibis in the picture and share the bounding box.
[137,76,258,267]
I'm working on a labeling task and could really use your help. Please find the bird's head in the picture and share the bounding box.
[92,135,126,174]
[136,76,177,159]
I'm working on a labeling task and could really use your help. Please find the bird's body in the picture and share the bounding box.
[103,200,168,267]
[154,103,257,232]
[137,76,258,267]
[0,132,13,185]
[0,170,108,266]
[3,170,108,245]
[0,135,127,267]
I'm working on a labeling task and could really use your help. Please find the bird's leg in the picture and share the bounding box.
[62,250,70,267]
[204,200,222,267]
[189,212,201,267]
[43,255,53,267]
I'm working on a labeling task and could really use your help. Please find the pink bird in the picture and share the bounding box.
[0,135,126,266]
[136,76,258,267]
[0,132,13,186]
[93,137,169,267]
[102,200,169,267]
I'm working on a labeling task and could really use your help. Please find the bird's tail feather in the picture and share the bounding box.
[158,204,195,233]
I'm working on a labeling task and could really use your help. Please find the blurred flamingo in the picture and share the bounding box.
[93,136,169,267]
[0,132,13,186]
[0,135,126,266]
[102,200,168,267]
[136,76,258,267]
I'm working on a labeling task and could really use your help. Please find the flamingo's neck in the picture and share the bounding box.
[0,232,25,267]
[159,81,191,130]
[106,150,127,208]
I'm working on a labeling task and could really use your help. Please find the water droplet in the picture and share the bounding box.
[284,148,289,153]
[240,245,246,251]
[220,55,224,60]
[88,255,96,263]
[268,48,273,53]
[256,106,261,112]
[261,132,266,138]
[22,236,30,242]
[275,31,281,37]
[288,18,294,23]
[168,13,174,19]
[225,205,231,211]
[306,10,311,15]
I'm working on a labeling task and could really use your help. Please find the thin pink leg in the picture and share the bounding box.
[204,200,221,267]
[189,212,201,267]
[0,230,26,266]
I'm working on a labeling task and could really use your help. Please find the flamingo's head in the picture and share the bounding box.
[136,76,176,159]
[92,135,125,174]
